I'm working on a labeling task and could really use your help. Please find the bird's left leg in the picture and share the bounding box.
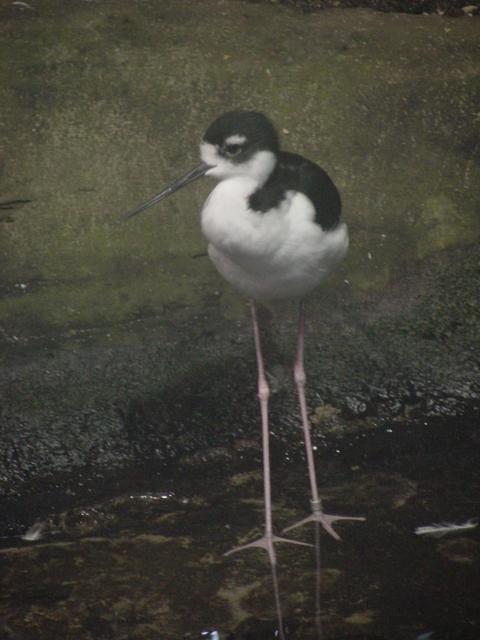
[225,300,311,566]
[283,300,365,540]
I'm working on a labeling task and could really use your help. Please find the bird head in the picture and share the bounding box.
[200,110,279,183]
[123,110,279,220]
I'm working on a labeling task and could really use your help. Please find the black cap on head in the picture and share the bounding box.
[203,110,279,154]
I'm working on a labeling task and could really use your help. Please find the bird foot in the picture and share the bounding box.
[282,500,366,541]
[225,532,312,565]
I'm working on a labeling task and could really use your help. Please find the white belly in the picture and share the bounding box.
[201,177,349,301]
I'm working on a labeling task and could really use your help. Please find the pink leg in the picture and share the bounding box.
[314,521,323,639]
[283,300,365,540]
[225,300,311,566]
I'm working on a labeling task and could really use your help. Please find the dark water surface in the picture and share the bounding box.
[1,414,479,640]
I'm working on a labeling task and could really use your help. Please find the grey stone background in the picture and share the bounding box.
[0,0,479,496]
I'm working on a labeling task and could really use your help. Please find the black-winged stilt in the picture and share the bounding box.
[124,110,365,568]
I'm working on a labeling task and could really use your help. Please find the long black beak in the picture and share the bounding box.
[123,162,211,220]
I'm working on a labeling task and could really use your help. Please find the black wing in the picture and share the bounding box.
[248,151,341,231]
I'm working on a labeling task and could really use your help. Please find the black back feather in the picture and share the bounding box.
[248,151,341,231]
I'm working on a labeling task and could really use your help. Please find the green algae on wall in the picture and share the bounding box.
[1,0,479,338]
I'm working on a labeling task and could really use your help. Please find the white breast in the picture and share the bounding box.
[201,177,348,301]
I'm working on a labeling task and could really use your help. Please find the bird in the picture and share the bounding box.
[124,110,365,567]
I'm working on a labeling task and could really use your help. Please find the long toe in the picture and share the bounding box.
[283,512,366,541]
[225,532,312,565]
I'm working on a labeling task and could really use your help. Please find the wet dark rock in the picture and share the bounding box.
[1,246,479,507]
[0,4,479,637]
[181,446,234,467]
[0,1,479,544]
[271,0,479,16]
[0,414,478,638]
[226,616,298,639]
[343,396,369,418]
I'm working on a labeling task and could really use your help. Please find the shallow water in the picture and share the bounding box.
[1,0,479,637]
[1,414,479,640]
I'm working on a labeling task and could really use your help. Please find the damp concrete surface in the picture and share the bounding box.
[0,0,479,638]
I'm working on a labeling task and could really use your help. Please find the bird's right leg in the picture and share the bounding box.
[283,300,365,540]
[225,300,311,567]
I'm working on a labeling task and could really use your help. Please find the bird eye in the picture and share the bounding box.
[223,143,242,157]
